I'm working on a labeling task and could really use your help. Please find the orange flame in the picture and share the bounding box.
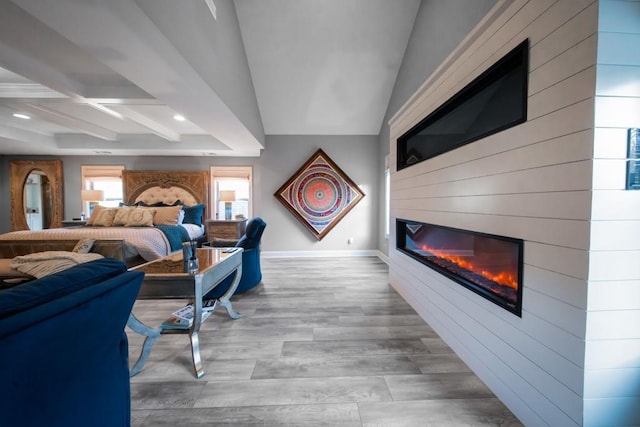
[420,244,517,289]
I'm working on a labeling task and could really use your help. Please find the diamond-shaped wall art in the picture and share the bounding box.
[274,149,365,240]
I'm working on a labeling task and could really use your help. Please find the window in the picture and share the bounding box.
[385,156,390,238]
[210,166,252,220]
[81,165,124,214]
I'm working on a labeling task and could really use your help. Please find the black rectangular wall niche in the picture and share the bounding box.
[397,39,529,170]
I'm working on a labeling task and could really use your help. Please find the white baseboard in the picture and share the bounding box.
[263,249,388,263]
[376,251,389,265]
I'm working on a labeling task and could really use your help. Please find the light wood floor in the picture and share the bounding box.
[128,256,522,426]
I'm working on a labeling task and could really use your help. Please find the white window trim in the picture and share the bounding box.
[80,165,125,212]
[384,154,390,239]
[210,166,253,219]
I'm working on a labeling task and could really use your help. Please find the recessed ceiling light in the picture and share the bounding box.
[173,114,186,121]
[13,113,30,119]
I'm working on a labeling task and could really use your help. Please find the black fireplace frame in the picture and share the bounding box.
[396,219,524,317]
[396,39,529,171]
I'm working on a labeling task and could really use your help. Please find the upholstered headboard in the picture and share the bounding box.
[121,170,209,220]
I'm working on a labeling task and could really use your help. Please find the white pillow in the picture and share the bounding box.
[72,238,95,254]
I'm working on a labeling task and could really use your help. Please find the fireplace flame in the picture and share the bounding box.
[420,244,518,289]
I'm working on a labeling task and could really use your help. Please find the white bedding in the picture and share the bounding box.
[181,223,205,240]
[0,225,201,261]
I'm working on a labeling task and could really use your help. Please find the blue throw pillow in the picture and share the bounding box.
[182,204,204,226]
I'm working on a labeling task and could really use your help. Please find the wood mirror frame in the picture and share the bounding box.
[10,160,64,231]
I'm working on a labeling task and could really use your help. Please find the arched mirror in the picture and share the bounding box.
[10,160,63,231]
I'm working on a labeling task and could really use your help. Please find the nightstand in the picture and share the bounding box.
[205,219,247,241]
[61,219,87,227]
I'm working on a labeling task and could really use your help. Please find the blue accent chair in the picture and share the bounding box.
[0,258,144,427]
[204,217,266,299]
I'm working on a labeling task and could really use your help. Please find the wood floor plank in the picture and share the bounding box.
[358,399,522,426]
[251,306,365,317]
[138,404,362,426]
[132,357,257,382]
[127,256,522,425]
[282,338,429,357]
[313,325,438,341]
[251,354,422,379]
[215,315,341,329]
[337,314,427,327]
[198,341,284,361]
[193,377,392,407]
[197,327,314,343]
[130,381,207,410]
[421,337,457,354]
[384,373,496,400]
[410,353,473,374]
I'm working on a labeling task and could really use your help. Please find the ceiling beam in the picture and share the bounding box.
[83,101,124,120]
[0,82,66,99]
[18,103,118,141]
[0,120,56,148]
[114,105,180,142]
[53,133,261,157]
[13,0,264,153]
[0,41,85,99]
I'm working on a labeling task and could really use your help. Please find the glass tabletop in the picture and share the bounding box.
[132,247,239,275]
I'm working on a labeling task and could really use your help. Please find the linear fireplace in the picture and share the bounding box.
[397,219,523,316]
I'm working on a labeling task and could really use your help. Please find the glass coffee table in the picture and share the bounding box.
[127,247,243,378]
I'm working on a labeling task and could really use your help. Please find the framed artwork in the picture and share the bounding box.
[274,149,365,240]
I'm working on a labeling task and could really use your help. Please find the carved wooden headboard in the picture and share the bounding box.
[121,170,209,220]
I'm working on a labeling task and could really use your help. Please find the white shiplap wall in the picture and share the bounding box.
[389,0,603,425]
[585,1,640,425]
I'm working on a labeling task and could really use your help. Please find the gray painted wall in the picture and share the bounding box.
[1,135,379,253]
[0,154,260,235]
[262,135,379,253]
[376,0,497,255]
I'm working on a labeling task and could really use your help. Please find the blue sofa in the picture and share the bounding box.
[204,217,266,299]
[0,258,144,427]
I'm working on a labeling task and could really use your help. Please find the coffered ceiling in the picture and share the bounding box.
[0,0,420,157]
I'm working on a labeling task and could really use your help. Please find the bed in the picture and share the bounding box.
[0,170,209,266]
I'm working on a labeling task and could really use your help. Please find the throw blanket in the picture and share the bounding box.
[155,225,191,251]
[11,251,104,279]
